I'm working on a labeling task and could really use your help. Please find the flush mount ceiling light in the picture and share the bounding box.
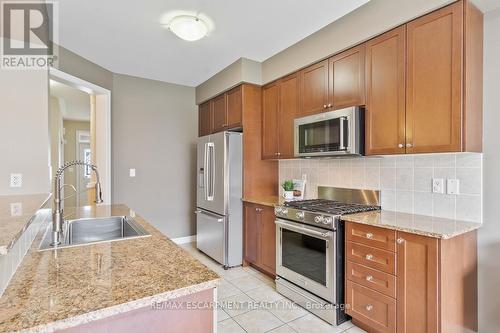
[168,15,209,41]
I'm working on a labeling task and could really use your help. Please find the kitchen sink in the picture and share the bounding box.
[39,216,151,251]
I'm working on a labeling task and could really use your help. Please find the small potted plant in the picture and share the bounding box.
[282,180,294,200]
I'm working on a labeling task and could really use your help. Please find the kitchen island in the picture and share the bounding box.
[0,204,219,333]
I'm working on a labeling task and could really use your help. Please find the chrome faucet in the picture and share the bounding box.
[51,160,103,246]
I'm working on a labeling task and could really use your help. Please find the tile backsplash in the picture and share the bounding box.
[279,153,482,223]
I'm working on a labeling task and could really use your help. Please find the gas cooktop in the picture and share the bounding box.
[284,199,380,215]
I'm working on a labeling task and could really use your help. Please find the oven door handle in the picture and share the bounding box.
[275,219,333,240]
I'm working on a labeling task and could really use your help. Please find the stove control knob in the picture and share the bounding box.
[314,216,324,224]
[323,216,333,225]
[281,208,288,215]
[296,211,305,220]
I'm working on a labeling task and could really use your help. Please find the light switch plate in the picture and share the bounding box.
[447,179,460,195]
[10,174,22,188]
[432,178,445,194]
[129,168,136,177]
[10,203,22,216]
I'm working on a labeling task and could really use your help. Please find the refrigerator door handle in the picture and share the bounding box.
[207,142,215,201]
[203,142,208,200]
[195,209,224,222]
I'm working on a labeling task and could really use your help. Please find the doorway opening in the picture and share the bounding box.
[48,68,112,206]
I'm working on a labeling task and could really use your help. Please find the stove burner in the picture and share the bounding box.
[284,199,380,215]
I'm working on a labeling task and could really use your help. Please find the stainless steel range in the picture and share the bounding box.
[274,187,380,325]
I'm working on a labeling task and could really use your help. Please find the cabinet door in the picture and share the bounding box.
[397,232,439,333]
[198,101,212,137]
[212,93,227,133]
[226,86,242,128]
[260,206,276,275]
[262,82,280,159]
[300,60,329,115]
[279,73,300,158]
[329,44,366,109]
[365,26,406,155]
[406,2,463,153]
[244,203,260,265]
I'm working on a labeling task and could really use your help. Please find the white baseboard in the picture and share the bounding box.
[171,235,196,245]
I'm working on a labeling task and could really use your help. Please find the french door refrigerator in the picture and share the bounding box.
[196,131,242,268]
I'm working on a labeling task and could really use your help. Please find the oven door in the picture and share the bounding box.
[294,107,360,157]
[275,218,336,302]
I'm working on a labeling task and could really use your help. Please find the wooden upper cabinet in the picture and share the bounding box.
[365,26,406,155]
[396,232,439,333]
[262,82,280,159]
[278,73,300,158]
[226,86,243,128]
[406,2,463,153]
[212,93,227,132]
[329,44,366,110]
[198,101,212,137]
[300,59,329,115]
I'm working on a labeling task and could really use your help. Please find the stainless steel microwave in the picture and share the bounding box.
[294,106,364,157]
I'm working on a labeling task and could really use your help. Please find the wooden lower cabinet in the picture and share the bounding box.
[243,202,276,276]
[345,221,478,333]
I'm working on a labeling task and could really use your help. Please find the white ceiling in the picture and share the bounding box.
[50,80,91,122]
[57,0,370,87]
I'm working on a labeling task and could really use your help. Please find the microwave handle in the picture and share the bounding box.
[339,116,347,151]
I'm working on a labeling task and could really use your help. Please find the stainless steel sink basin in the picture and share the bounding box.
[39,216,151,251]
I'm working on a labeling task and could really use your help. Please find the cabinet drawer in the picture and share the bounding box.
[346,241,396,274]
[346,280,396,333]
[346,261,396,298]
[346,222,396,252]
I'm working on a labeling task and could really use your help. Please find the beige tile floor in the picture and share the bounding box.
[181,242,367,333]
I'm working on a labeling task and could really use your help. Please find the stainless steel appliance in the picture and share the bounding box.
[196,131,243,268]
[294,107,364,157]
[274,187,380,325]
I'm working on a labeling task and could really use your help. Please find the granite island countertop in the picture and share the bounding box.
[0,194,51,255]
[0,204,219,333]
[342,210,481,239]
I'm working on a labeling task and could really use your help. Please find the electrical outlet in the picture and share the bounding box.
[432,178,444,194]
[10,203,22,216]
[129,168,136,177]
[447,179,460,195]
[10,173,22,188]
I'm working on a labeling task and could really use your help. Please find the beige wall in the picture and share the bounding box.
[0,69,50,195]
[112,74,198,238]
[478,7,500,332]
[62,120,91,208]
[195,58,261,104]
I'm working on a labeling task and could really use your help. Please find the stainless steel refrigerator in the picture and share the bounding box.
[196,131,242,268]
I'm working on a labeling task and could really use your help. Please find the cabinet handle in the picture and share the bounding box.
[255,208,263,212]
[366,275,374,282]
[397,238,405,244]
[398,143,404,148]
[323,104,327,109]
[365,304,373,311]
[365,254,373,260]
[365,233,373,239]
[406,143,413,148]
[327,103,332,108]
[277,152,281,156]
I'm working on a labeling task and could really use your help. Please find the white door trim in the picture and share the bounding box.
[49,67,112,204]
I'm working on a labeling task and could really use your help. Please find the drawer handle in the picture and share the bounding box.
[366,304,373,311]
[366,275,374,282]
[366,233,373,239]
[397,238,405,244]
[365,254,373,260]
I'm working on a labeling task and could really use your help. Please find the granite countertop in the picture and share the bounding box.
[342,210,481,239]
[242,195,281,207]
[0,204,219,333]
[0,194,51,255]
